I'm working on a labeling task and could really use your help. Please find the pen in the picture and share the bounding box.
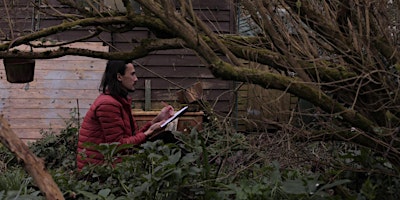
[161,101,174,116]
[161,101,169,107]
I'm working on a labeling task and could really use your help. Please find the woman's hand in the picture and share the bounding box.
[152,102,174,124]
[144,120,166,137]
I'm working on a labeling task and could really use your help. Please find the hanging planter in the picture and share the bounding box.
[3,58,35,83]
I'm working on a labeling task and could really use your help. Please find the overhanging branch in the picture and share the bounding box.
[0,38,185,60]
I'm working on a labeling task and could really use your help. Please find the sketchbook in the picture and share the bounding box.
[160,106,189,128]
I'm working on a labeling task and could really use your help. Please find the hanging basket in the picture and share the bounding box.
[3,58,35,83]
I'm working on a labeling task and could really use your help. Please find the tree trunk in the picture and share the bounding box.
[0,116,64,200]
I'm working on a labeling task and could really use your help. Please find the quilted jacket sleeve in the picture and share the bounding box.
[138,121,152,133]
[96,102,147,145]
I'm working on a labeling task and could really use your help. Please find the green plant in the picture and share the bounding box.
[29,109,79,170]
[0,144,18,172]
[0,168,42,199]
[0,168,28,191]
[2,110,400,199]
[331,145,400,200]
[71,131,205,199]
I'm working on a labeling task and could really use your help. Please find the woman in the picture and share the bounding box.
[76,60,174,170]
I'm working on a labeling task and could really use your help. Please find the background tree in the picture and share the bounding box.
[0,0,399,171]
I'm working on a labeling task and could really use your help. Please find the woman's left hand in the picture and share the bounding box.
[144,120,166,137]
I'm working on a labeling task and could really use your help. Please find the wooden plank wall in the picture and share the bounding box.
[0,0,33,40]
[33,0,236,114]
[107,0,236,113]
[132,51,234,113]
[0,0,240,142]
[236,84,294,132]
[0,42,108,142]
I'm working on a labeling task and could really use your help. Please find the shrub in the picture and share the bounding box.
[28,114,79,170]
[1,114,400,199]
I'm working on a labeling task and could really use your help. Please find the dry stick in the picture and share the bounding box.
[3,0,14,39]
[0,116,64,200]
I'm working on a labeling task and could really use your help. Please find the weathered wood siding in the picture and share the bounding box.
[236,84,296,132]
[0,0,237,141]
[33,0,236,114]
[0,0,34,40]
[0,43,108,142]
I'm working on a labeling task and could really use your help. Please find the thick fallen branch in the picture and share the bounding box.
[0,115,64,200]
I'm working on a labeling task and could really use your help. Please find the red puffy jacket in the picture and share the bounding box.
[76,93,151,170]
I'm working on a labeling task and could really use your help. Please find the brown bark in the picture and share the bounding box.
[0,115,64,200]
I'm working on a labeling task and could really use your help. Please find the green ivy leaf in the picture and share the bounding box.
[77,190,100,199]
[168,150,182,165]
[172,168,183,179]
[270,161,282,183]
[181,152,198,164]
[98,188,111,198]
[188,166,202,175]
[282,179,307,194]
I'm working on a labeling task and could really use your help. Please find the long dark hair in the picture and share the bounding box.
[99,60,132,98]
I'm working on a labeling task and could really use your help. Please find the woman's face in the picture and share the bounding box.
[117,63,138,92]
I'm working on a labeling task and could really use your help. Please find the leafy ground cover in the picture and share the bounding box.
[0,115,399,200]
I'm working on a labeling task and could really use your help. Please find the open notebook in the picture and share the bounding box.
[160,106,188,128]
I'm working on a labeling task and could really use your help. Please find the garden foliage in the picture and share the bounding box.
[0,114,399,200]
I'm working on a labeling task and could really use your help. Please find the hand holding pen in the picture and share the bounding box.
[153,101,174,123]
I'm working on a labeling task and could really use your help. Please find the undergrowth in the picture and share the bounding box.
[0,114,400,199]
